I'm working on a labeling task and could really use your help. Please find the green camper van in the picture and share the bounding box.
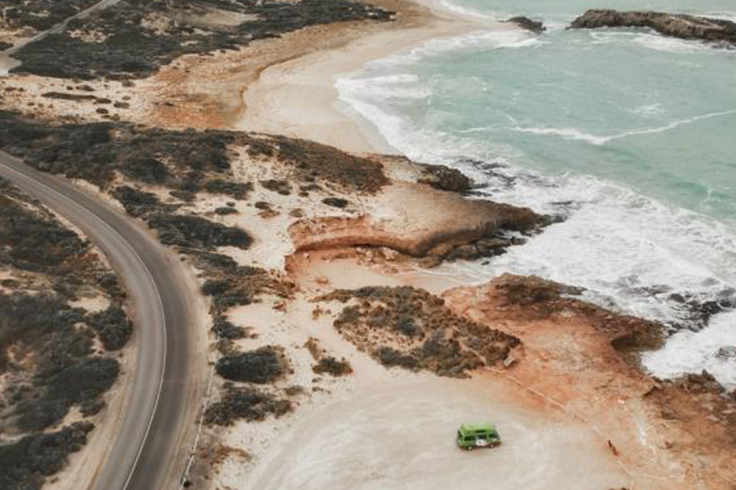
[456,423,501,450]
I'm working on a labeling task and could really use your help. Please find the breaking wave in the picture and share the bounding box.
[335,2,736,386]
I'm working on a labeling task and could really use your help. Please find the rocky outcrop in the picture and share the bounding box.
[289,181,547,261]
[506,16,546,34]
[569,9,736,46]
[667,290,736,331]
[448,274,666,353]
[715,346,736,360]
[443,275,736,488]
[417,162,472,193]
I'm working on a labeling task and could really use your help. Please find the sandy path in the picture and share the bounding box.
[244,378,631,490]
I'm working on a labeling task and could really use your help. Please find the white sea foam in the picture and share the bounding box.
[643,310,736,389]
[705,11,736,23]
[432,0,497,21]
[630,103,664,118]
[335,15,736,387]
[366,29,537,67]
[345,74,430,101]
[505,126,611,145]
[588,29,728,54]
[631,33,717,53]
[499,109,736,146]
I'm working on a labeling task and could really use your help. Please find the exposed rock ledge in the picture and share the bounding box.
[443,274,736,488]
[569,9,736,46]
[505,16,546,34]
[289,181,545,260]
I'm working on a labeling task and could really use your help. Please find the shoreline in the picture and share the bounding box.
[238,0,507,154]
[2,1,735,488]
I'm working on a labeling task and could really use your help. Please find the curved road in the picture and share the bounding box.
[0,152,201,490]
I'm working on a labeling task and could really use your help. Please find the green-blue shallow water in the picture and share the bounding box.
[337,0,736,385]
[421,27,736,223]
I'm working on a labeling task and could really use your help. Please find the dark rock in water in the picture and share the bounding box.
[456,158,517,191]
[378,155,472,194]
[569,9,736,47]
[715,346,736,360]
[506,16,546,34]
[682,370,726,394]
[440,234,531,264]
[667,290,736,331]
[417,162,472,193]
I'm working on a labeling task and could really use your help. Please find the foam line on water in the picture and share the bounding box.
[361,29,537,67]
[432,0,497,21]
[334,12,736,387]
[643,310,736,389]
[460,109,736,146]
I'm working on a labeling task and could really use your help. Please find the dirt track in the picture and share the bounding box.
[245,378,631,490]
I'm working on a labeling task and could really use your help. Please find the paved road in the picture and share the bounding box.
[0,152,201,490]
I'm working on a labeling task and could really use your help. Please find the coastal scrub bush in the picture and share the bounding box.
[260,179,292,196]
[0,421,94,490]
[322,197,349,208]
[211,317,247,340]
[312,356,353,377]
[10,0,393,80]
[0,182,87,273]
[199,266,292,315]
[0,294,84,371]
[17,358,119,432]
[319,286,521,377]
[376,347,419,370]
[204,385,292,426]
[121,156,169,184]
[204,179,252,199]
[88,307,133,351]
[146,213,252,249]
[112,186,164,218]
[248,135,388,193]
[215,346,288,384]
[214,207,238,215]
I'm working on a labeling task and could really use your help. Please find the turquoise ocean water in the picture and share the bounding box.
[337,0,736,385]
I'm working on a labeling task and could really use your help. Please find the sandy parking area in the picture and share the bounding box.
[244,378,631,490]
